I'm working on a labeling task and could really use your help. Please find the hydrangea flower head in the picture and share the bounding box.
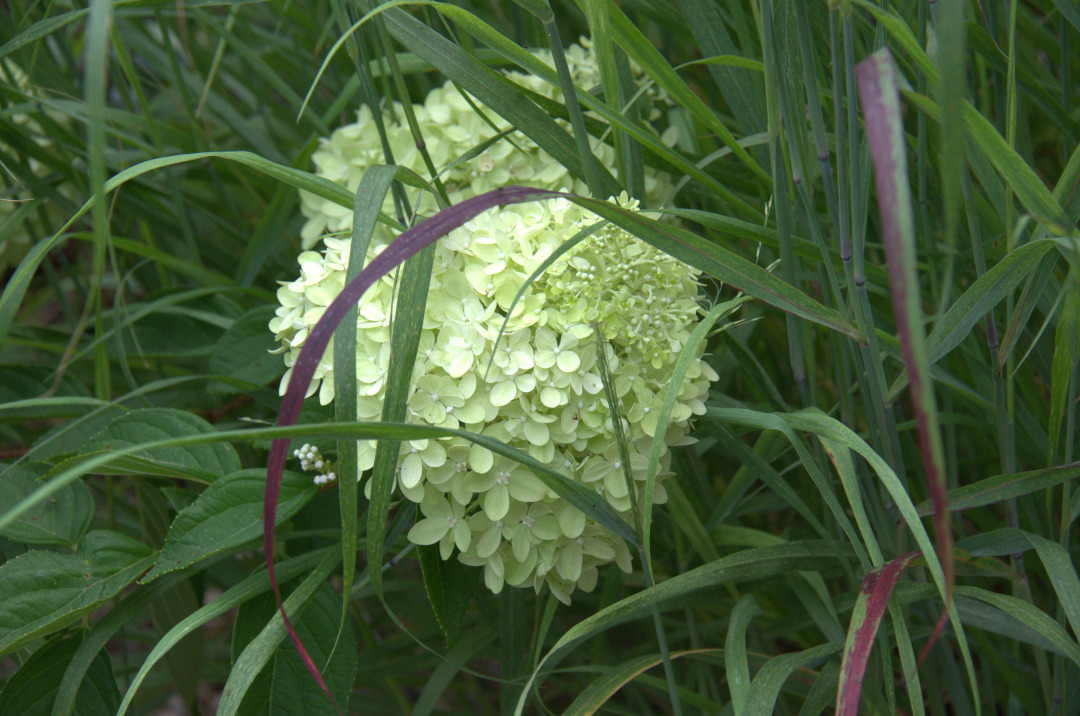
[273,42,718,604]
[274,193,719,603]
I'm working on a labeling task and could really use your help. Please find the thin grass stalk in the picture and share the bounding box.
[371,14,451,206]
[339,0,410,225]
[761,0,807,403]
[916,0,936,307]
[614,50,645,201]
[793,0,842,268]
[842,8,901,474]
[544,17,604,197]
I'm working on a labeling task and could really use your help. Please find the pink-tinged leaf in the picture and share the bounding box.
[836,552,921,715]
[263,186,559,707]
[856,48,954,593]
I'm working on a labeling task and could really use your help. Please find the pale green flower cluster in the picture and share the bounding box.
[271,194,718,604]
[297,38,675,250]
[272,41,714,603]
[0,60,67,272]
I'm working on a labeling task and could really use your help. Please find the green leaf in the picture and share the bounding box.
[218,549,344,716]
[0,632,120,716]
[515,541,852,714]
[117,549,332,716]
[0,462,92,547]
[563,649,723,716]
[743,643,841,716]
[59,408,241,483]
[229,581,358,716]
[417,544,480,645]
[208,306,285,393]
[0,530,156,655]
[726,594,762,715]
[1048,276,1080,462]
[141,469,317,583]
[915,463,1080,516]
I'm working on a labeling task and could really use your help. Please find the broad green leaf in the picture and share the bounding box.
[417,544,480,645]
[117,549,331,716]
[59,408,240,483]
[0,632,120,716]
[229,581,358,716]
[218,549,342,715]
[208,306,285,393]
[0,530,156,655]
[915,463,1080,516]
[0,462,92,547]
[141,469,317,583]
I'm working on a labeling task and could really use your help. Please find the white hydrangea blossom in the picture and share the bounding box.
[271,194,719,603]
[297,38,676,250]
[271,41,717,604]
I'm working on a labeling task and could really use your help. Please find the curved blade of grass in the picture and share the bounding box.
[744,642,842,716]
[858,49,953,597]
[642,296,750,566]
[217,547,343,716]
[749,408,978,706]
[703,409,870,568]
[367,242,436,601]
[836,552,920,716]
[915,462,1080,516]
[334,165,399,639]
[0,150,362,351]
[726,594,762,716]
[954,585,1080,668]
[514,540,852,715]
[563,649,722,716]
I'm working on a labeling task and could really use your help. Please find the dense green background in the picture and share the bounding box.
[1,0,1079,714]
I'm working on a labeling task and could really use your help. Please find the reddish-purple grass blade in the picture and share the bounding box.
[836,552,920,715]
[857,49,954,593]
[263,186,559,707]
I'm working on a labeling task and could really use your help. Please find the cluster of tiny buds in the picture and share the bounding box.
[293,443,337,485]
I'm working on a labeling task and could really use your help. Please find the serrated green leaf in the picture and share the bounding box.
[229,581,357,716]
[209,306,284,393]
[0,632,120,716]
[61,408,240,483]
[142,469,317,583]
[417,544,480,645]
[0,463,92,547]
[0,530,156,655]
